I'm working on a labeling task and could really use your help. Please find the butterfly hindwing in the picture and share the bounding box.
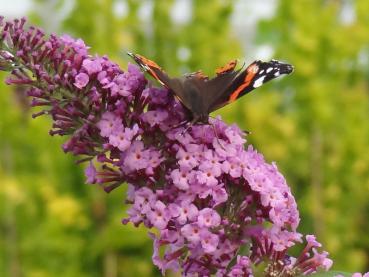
[215,59,238,75]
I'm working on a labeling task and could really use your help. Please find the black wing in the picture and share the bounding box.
[208,60,294,112]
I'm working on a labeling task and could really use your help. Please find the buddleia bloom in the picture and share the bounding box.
[0,16,333,276]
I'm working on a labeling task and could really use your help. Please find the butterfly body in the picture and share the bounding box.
[128,52,293,125]
[179,77,208,122]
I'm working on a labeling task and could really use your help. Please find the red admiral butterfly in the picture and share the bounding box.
[128,52,293,126]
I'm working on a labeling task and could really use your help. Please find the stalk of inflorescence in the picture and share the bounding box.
[0,16,334,276]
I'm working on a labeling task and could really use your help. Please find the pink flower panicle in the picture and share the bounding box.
[0,17,332,276]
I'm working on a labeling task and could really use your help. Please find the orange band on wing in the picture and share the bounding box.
[136,54,161,69]
[228,64,259,102]
[134,54,165,85]
[216,59,237,75]
[147,68,163,84]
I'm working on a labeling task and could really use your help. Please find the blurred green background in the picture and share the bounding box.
[1,0,369,276]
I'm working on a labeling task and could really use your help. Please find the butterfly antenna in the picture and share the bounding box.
[237,61,246,70]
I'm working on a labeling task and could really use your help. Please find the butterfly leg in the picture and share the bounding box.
[179,116,201,136]
[180,124,193,136]
[210,122,226,150]
[170,120,189,130]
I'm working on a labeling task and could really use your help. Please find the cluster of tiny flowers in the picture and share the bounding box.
[0,17,334,276]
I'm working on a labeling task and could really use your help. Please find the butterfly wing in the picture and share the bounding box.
[194,68,241,114]
[172,62,242,117]
[127,52,172,87]
[215,59,238,75]
[208,59,294,112]
[128,52,199,112]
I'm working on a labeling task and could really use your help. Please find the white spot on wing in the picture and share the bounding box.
[253,76,266,88]
[274,71,280,77]
[266,67,273,73]
[259,70,264,74]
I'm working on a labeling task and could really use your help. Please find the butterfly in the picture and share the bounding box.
[128,52,293,126]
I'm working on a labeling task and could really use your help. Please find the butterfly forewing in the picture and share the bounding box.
[209,60,294,112]
[127,52,194,111]
[127,52,171,88]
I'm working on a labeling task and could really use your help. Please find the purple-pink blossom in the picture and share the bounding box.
[147,200,171,230]
[0,17,336,276]
[82,58,102,75]
[74,72,89,88]
[197,208,221,228]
